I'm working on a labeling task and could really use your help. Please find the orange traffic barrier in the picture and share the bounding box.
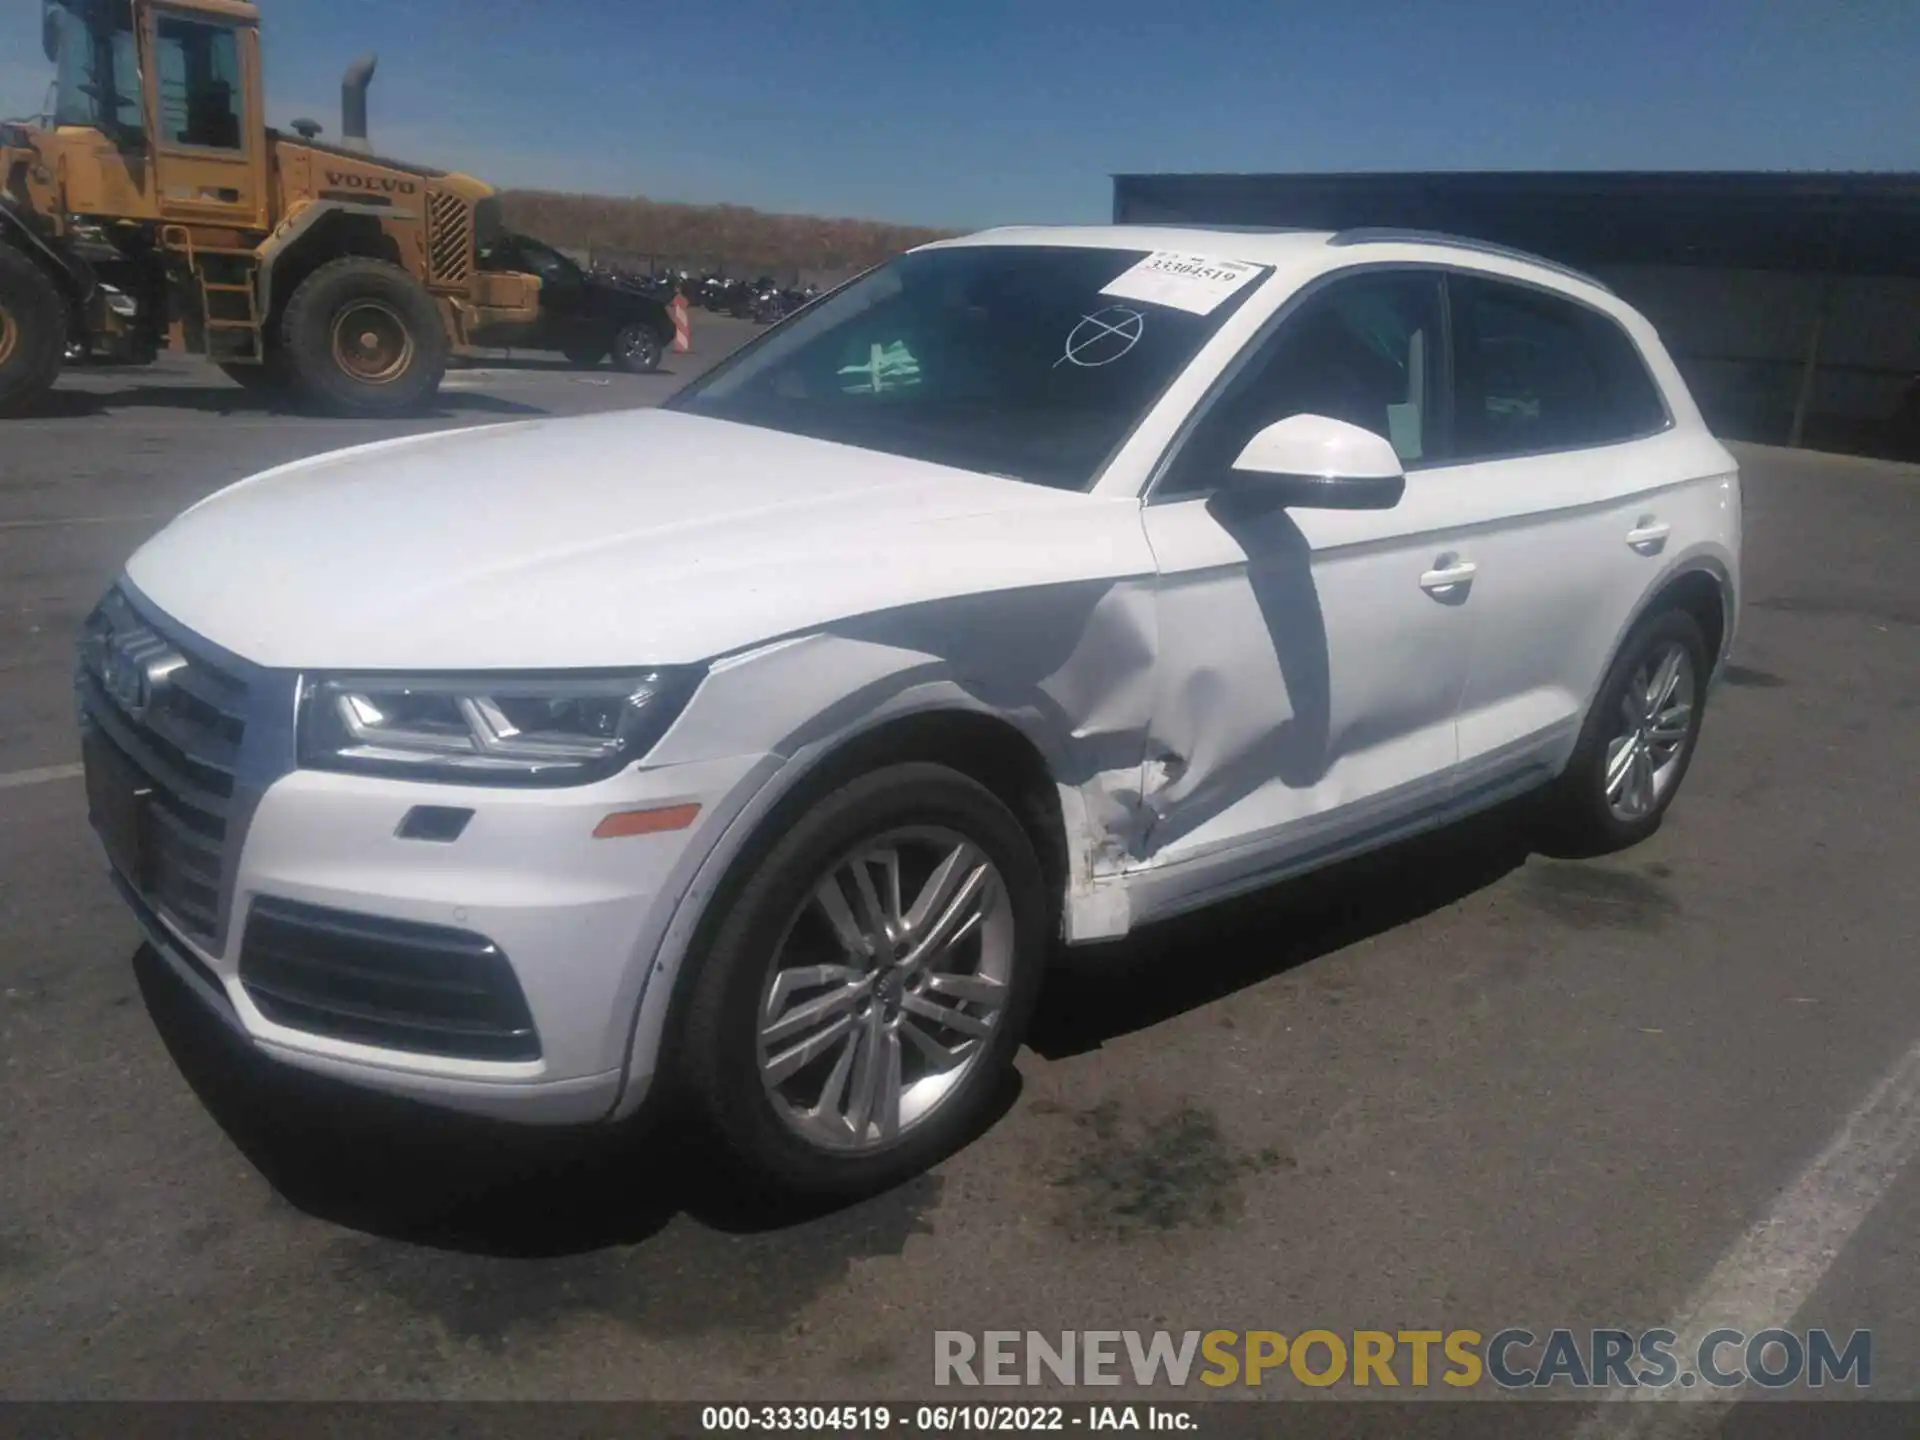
[671,295,691,354]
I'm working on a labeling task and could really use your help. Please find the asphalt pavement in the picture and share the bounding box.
[1,338,1917,1419]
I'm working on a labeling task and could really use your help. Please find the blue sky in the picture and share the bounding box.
[4,0,1916,226]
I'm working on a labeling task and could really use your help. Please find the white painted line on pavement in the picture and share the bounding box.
[0,762,83,790]
[1575,1035,1920,1439]
[0,512,162,532]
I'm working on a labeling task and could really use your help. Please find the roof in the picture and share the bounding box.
[1110,171,1920,276]
[925,223,1618,296]
[929,224,1336,265]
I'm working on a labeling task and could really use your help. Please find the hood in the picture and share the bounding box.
[125,409,1150,670]
[583,273,668,312]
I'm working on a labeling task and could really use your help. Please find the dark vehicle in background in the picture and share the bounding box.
[475,234,674,372]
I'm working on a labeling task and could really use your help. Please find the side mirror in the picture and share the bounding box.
[1228,413,1407,510]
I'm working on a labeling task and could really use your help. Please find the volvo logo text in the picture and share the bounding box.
[323,171,417,195]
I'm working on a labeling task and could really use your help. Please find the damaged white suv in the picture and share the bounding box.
[79,226,1740,1197]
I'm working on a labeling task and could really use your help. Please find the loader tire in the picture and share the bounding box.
[0,245,66,418]
[280,257,448,417]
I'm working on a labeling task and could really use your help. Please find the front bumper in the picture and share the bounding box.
[123,752,765,1124]
[83,585,771,1124]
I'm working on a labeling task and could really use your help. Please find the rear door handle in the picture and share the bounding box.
[1626,516,1671,552]
[1419,557,1477,595]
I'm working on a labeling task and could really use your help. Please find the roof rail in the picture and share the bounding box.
[1326,228,1614,294]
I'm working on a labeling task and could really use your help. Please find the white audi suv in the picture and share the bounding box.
[78,226,1741,1197]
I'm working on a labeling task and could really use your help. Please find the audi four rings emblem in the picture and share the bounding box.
[101,631,185,722]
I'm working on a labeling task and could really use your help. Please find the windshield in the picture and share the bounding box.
[47,0,143,142]
[667,245,1270,491]
[516,237,584,282]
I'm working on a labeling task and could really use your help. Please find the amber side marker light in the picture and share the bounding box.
[593,803,702,839]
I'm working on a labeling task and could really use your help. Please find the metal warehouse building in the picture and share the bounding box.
[1112,172,1920,460]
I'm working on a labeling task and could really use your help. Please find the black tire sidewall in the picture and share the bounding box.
[681,762,1048,1199]
[1552,607,1712,851]
[0,247,67,417]
[279,258,448,416]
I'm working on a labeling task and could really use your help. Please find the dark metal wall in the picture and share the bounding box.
[1112,172,1920,459]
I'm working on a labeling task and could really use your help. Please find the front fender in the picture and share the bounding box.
[608,584,1160,1118]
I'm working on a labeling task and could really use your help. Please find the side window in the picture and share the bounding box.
[1159,272,1442,497]
[154,17,244,150]
[1450,276,1667,459]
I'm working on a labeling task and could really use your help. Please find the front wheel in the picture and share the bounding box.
[611,321,664,373]
[279,257,449,417]
[1543,607,1711,854]
[679,763,1047,1200]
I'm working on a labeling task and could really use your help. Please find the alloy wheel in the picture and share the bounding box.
[617,325,660,370]
[756,827,1013,1153]
[1603,640,1696,822]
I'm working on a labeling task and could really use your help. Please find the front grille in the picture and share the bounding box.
[239,897,540,1062]
[76,591,248,947]
[425,189,474,286]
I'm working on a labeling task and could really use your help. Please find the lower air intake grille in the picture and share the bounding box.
[239,897,539,1062]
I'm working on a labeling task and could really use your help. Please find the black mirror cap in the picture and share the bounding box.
[1222,470,1407,514]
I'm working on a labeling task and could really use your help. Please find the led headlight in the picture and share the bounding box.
[298,669,703,787]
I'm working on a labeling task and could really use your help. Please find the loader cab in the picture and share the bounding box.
[45,0,269,230]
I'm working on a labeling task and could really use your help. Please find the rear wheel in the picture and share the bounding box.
[679,763,1047,1200]
[1543,607,1711,853]
[279,257,448,417]
[612,321,663,373]
[0,245,66,417]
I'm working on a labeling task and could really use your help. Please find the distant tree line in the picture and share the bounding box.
[495,190,957,275]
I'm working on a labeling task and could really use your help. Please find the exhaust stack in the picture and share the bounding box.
[340,53,377,153]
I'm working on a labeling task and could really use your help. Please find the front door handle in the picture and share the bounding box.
[1626,516,1671,552]
[1419,556,1477,596]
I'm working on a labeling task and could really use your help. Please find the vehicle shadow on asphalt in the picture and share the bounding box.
[27,386,547,420]
[133,944,1016,1258]
[1029,800,1543,1058]
[132,799,1544,1258]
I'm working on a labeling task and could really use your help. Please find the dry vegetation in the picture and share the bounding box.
[496,190,957,274]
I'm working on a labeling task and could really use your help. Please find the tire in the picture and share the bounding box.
[679,762,1048,1200]
[278,257,448,417]
[1543,607,1712,854]
[562,340,609,367]
[611,321,664,373]
[0,245,67,418]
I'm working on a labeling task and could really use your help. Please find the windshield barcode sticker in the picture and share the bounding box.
[1099,252,1263,315]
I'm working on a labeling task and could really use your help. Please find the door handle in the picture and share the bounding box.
[1419,556,1477,595]
[1626,516,1671,552]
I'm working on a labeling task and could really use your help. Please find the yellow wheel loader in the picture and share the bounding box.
[0,0,542,417]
